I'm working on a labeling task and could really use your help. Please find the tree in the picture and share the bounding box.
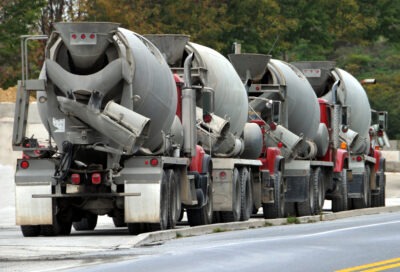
[0,0,46,88]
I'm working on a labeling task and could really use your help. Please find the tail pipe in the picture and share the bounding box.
[182,53,197,157]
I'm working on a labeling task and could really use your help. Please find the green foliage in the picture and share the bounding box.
[213,227,226,233]
[0,0,46,88]
[286,217,300,224]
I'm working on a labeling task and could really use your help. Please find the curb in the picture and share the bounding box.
[129,205,400,248]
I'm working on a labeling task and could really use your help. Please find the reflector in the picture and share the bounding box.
[92,173,101,184]
[20,161,29,169]
[71,173,80,185]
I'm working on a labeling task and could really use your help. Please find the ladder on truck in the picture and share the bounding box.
[12,35,52,152]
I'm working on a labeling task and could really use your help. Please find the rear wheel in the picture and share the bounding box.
[150,170,169,231]
[42,206,72,236]
[372,171,385,207]
[240,167,253,221]
[73,213,98,231]
[263,171,285,219]
[174,169,183,222]
[127,223,146,235]
[112,209,126,227]
[379,172,386,207]
[313,167,325,215]
[187,165,213,226]
[220,168,241,222]
[20,225,41,237]
[284,202,297,217]
[353,166,371,209]
[297,173,315,216]
[332,169,348,212]
[167,169,178,229]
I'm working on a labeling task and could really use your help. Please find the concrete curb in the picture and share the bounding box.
[129,205,400,248]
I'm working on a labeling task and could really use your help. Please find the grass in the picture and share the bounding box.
[286,216,300,224]
[213,228,226,233]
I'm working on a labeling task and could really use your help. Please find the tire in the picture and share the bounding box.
[263,171,285,219]
[21,225,41,237]
[167,169,178,229]
[174,169,183,222]
[112,209,126,227]
[297,173,315,216]
[284,202,297,217]
[72,213,98,231]
[332,169,348,212]
[313,167,325,215]
[220,168,241,222]
[353,165,371,209]
[372,171,386,207]
[379,172,386,207]
[42,208,72,236]
[187,167,214,226]
[127,223,146,235]
[158,170,169,231]
[240,167,253,221]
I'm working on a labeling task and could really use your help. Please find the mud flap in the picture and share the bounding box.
[15,182,52,225]
[15,159,54,225]
[125,181,160,223]
[348,174,363,198]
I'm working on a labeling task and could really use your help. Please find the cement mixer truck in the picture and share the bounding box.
[228,54,387,216]
[143,34,286,222]
[229,53,338,217]
[292,61,388,210]
[12,23,283,237]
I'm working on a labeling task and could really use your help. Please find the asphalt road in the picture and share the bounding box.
[66,212,400,272]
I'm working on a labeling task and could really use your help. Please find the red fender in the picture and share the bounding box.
[258,147,281,174]
[373,149,382,172]
[189,145,205,173]
[334,149,348,173]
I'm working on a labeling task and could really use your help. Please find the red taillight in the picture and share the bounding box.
[356,156,363,162]
[81,33,86,39]
[20,160,29,169]
[71,173,80,185]
[219,171,226,179]
[150,158,159,166]
[71,34,77,39]
[91,173,101,184]
[277,142,284,148]
[90,33,95,39]
[203,114,212,123]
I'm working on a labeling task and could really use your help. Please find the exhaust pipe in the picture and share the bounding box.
[182,53,197,157]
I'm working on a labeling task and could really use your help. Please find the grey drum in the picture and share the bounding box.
[249,59,321,141]
[186,43,249,138]
[322,68,371,154]
[37,23,177,153]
